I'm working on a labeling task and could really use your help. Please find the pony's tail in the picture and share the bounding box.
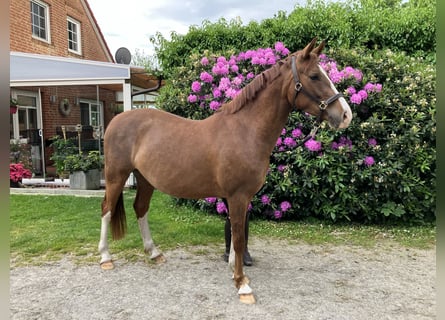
[110,192,127,240]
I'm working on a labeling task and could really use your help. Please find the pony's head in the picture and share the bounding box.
[286,38,352,129]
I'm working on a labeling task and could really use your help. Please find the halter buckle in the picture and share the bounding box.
[319,101,328,110]
[294,82,302,92]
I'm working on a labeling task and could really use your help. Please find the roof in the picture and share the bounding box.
[10,51,130,88]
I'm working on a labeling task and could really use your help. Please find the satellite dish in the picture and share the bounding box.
[115,47,132,64]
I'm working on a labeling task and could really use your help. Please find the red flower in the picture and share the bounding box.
[9,163,32,182]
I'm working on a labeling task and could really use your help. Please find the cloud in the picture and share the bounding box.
[88,0,300,57]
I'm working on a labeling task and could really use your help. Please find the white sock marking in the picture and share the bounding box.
[98,211,112,264]
[238,283,253,295]
[138,214,162,259]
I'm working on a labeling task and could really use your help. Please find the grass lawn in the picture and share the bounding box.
[10,190,435,266]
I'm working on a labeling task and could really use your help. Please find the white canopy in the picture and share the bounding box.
[10,51,132,109]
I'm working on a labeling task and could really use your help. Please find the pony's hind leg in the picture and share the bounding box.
[227,196,256,304]
[133,171,165,263]
[99,180,127,270]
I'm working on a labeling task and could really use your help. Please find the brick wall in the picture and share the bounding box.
[10,0,112,62]
[40,85,115,165]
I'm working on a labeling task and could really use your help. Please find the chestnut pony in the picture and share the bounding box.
[98,38,352,304]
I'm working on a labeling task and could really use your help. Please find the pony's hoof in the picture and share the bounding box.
[152,254,166,264]
[239,293,256,304]
[100,261,114,270]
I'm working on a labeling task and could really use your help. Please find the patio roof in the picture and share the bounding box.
[10,51,131,87]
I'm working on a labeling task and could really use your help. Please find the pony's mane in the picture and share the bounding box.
[217,61,284,114]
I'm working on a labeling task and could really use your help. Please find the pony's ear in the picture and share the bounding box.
[301,37,318,59]
[312,40,325,56]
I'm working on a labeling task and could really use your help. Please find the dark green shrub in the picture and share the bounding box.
[155,44,435,224]
[152,0,435,224]
[151,0,435,78]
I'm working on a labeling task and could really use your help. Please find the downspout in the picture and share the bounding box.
[38,88,46,179]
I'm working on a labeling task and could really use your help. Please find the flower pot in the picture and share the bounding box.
[10,179,21,188]
[10,106,18,114]
[69,169,101,190]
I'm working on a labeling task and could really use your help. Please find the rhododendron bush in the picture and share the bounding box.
[156,44,435,223]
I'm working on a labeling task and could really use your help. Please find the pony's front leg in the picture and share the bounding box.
[229,206,256,304]
[138,213,165,263]
[98,211,114,270]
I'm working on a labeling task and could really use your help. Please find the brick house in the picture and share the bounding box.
[10,0,161,178]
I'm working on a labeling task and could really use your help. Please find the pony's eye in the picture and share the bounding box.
[309,74,320,81]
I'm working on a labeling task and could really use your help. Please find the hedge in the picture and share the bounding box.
[150,0,435,78]
[150,0,436,223]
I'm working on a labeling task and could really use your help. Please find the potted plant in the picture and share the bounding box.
[10,98,18,114]
[49,136,78,179]
[10,163,32,187]
[64,150,103,190]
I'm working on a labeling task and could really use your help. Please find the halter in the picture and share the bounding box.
[291,55,343,123]
[291,55,343,146]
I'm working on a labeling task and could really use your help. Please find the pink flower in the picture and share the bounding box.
[274,210,282,219]
[375,83,382,92]
[200,57,209,66]
[276,137,282,146]
[353,70,363,82]
[346,86,356,96]
[230,64,239,73]
[231,77,242,87]
[304,138,322,152]
[217,56,227,64]
[274,41,290,56]
[364,156,375,167]
[209,101,221,111]
[280,201,291,212]
[187,94,198,103]
[218,77,231,91]
[212,63,229,76]
[10,163,32,182]
[364,83,375,92]
[291,128,302,138]
[216,201,228,214]
[343,66,355,77]
[225,88,239,99]
[368,138,377,147]
[205,197,217,203]
[191,81,201,93]
[329,70,344,84]
[358,90,368,100]
[212,88,222,99]
[261,194,271,205]
[284,137,296,148]
[200,71,213,83]
[350,93,362,105]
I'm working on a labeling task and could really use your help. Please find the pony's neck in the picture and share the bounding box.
[233,72,293,155]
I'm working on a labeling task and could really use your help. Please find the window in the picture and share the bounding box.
[10,92,41,143]
[30,0,50,42]
[67,17,81,54]
[80,101,103,128]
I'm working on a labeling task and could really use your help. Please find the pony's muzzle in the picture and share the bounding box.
[337,98,352,129]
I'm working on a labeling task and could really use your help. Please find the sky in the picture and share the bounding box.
[87,0,305,60]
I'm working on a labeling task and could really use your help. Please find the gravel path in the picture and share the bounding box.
[10,239,435,320]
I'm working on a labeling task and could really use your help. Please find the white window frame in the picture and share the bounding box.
[10,90,42,143]
[30,0,51,43]
[67,16,82,55]
[80,100,104,128]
